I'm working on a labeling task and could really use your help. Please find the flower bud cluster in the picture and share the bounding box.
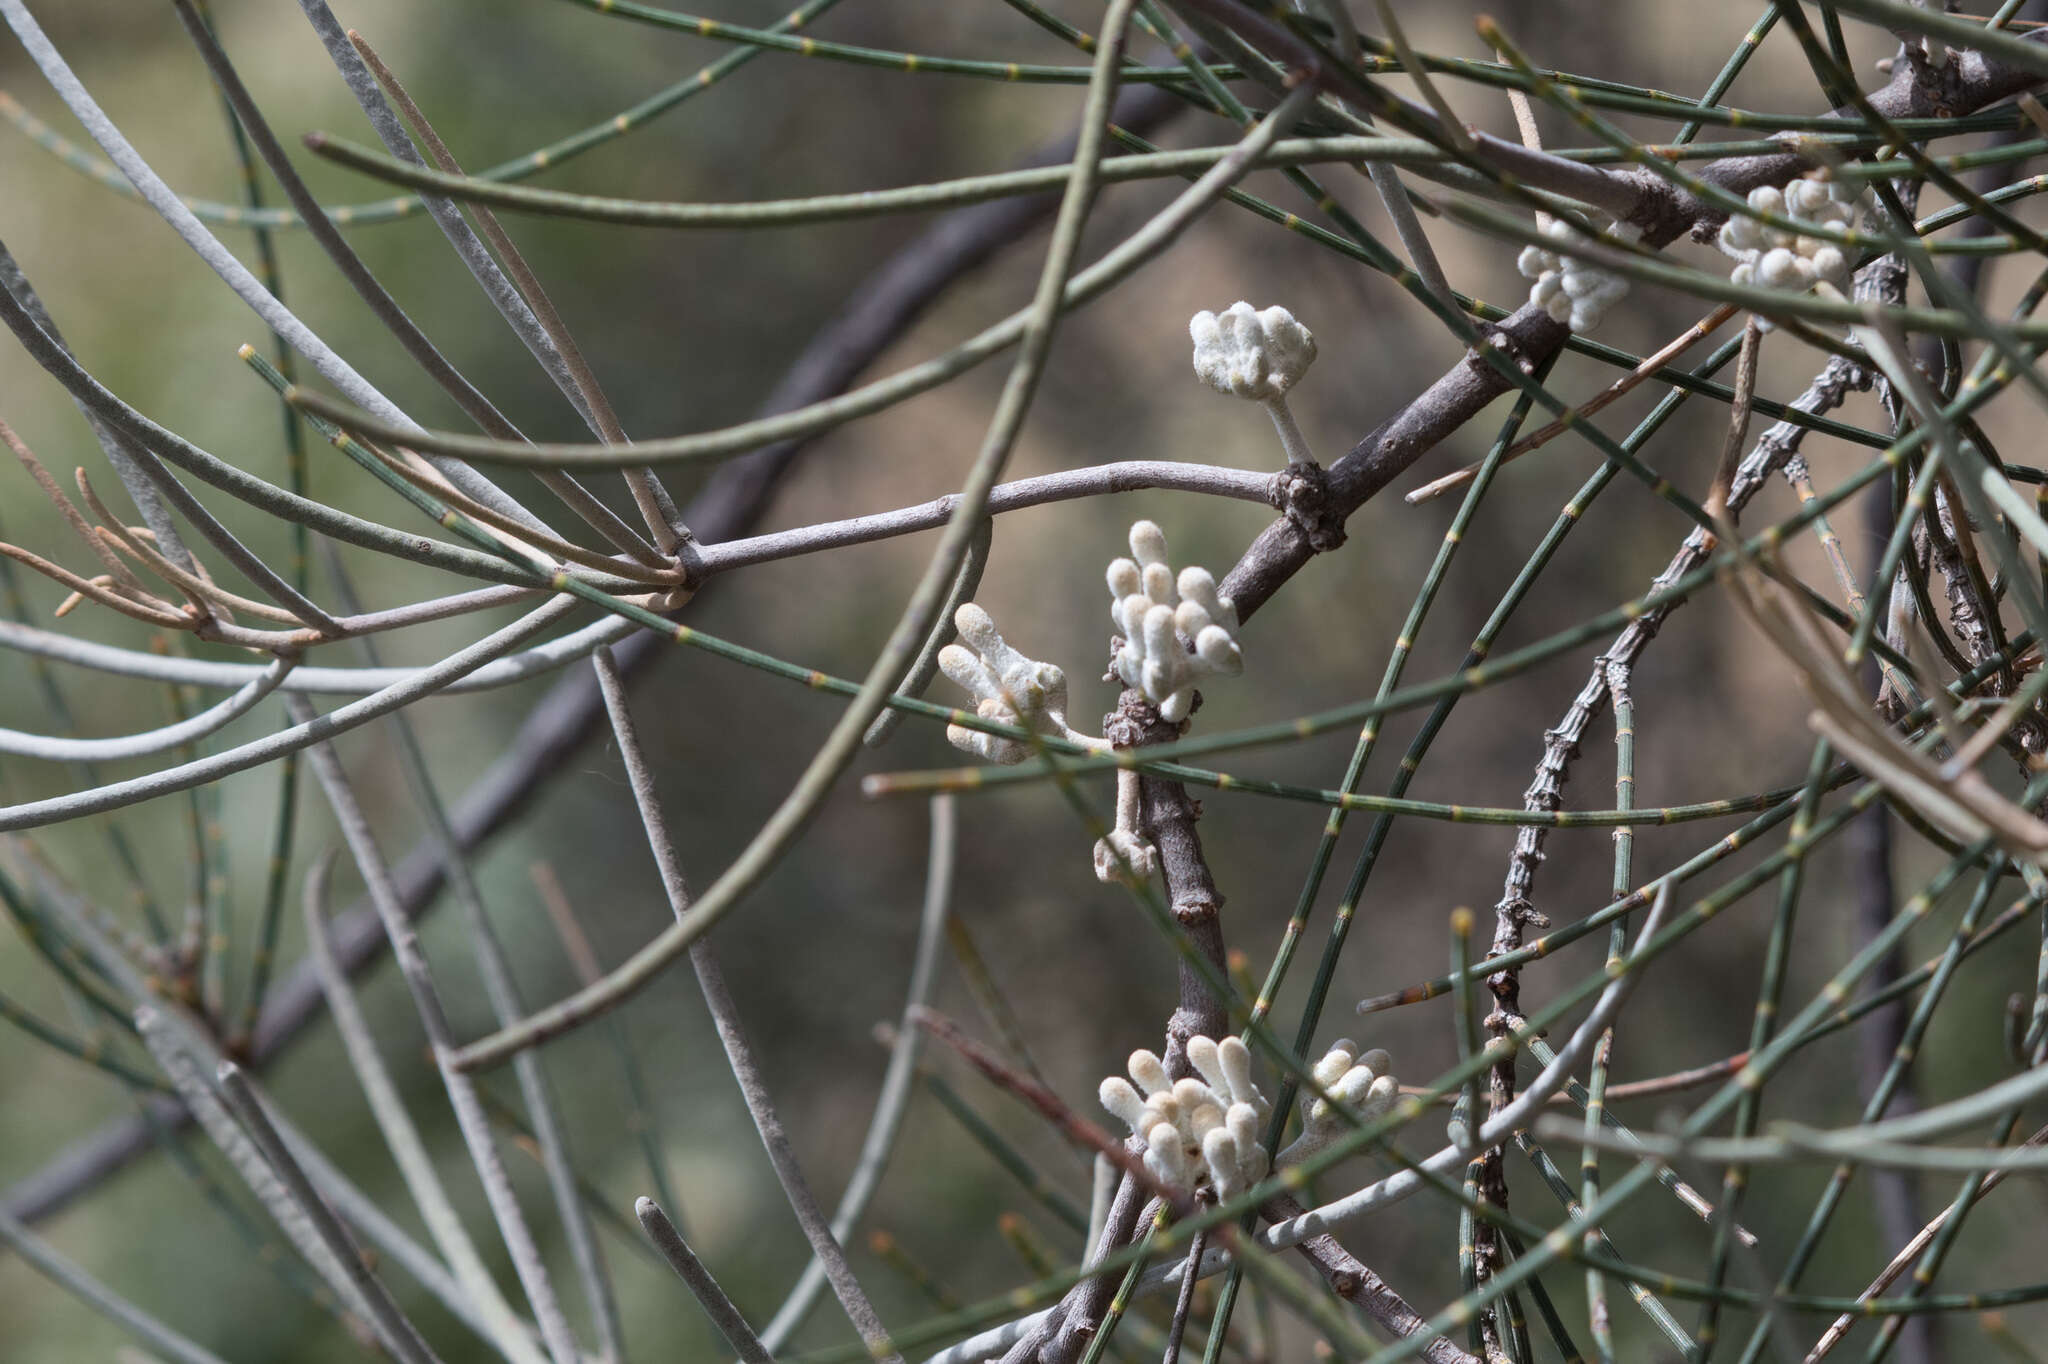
[1108,521,1242,724]
[1517,217,1637,332]
[1189,302,1316,402]
[1717,179,1864,319]
[1275,1039,1399,1167]
[938,603,1074,764]
[1099,1036,1272,1200]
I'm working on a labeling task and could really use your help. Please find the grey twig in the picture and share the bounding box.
[292,697,585,1364]
[304,855,549,1364]
[592,645,902,1361]
[635,1197,777,1364]
[759,793,958,1344]
[214,1061,444,1364]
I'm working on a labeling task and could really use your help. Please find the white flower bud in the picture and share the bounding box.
[1128,1049,1171,1094]
[1187,1036,1226,1095]
[1217,1036,1257,1107]
[1130,520,1169,567]
[1757,247,1807,291]
[1190,302,1317,401]
[1100,1076,1148,1133]
[1195,625,1243,674]
[1107,557,1142,602]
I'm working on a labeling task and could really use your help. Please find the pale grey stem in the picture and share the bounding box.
[38,889,507,1355]
[1261,883,1673,1248]
[590,645,904,1362]
[305,857,551,1364]
[215,1062,445,1364]
[0,0,545,533]
[0,606,625,697]
[686,462,1273,574]
[635,1197,776,1364]
[290,0,671,558]
[759,793,958,1348]
[135,1009,380,1330]
[1365,158,1455,308]
[0,1203,233,1364]
[0,595,580,832]
[336,557,623,1364]
[1301,0,1453,306]
[291,694,585,1364]
[920,1248,1235,1364]
[0,653,292,760]
[1261,397,1317,469]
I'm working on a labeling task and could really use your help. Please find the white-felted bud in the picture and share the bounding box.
[1104,522,1245,720]
[1360,1074,1400,1121]
[1717,177,1861,324]
[1312,1050,1354,1089]
[1130,520,1169,567]
[1217,1036,1257,1109]
[1186,1101,1226,1141]
[1278,1041,1401,1168]
[1100,1076,1148,1134]
[1107,558,1142,603]
[1189,302,1317,401]
[1719,216,1763,254]
[1757,247,1807,290]
[1146,1123,1193,1191]
[1129,1049,1171,1096]
[1785,177,1829,217]
[1519,216,1631,332]
[1187,1036,1227,1096]
[1226,1101,1261,1159]
[1144,1091,1182,1133]
[1093,828,1158,885]
[937,603,1076,763]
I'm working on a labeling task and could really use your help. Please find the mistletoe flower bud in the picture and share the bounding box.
[1276,1040,1400,1167]
[937,603,1077,764]
[1108,522,1243,724]
[1189,302,1320,466]
[1516,217,1638,332]
[1715,177,1866,329]
[1100,1036,1272,1199]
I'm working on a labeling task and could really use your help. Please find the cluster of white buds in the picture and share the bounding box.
[1275,1039,1399,1167]
[1108,521,1242,724]
[938,603,1083,764]
[1189,302,1319,466]
[1517,216,1637,333]
[1717,179,1864,324]
[1099,1036,1272,1200]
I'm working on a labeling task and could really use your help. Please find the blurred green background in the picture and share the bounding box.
[3,2,2045,1359]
